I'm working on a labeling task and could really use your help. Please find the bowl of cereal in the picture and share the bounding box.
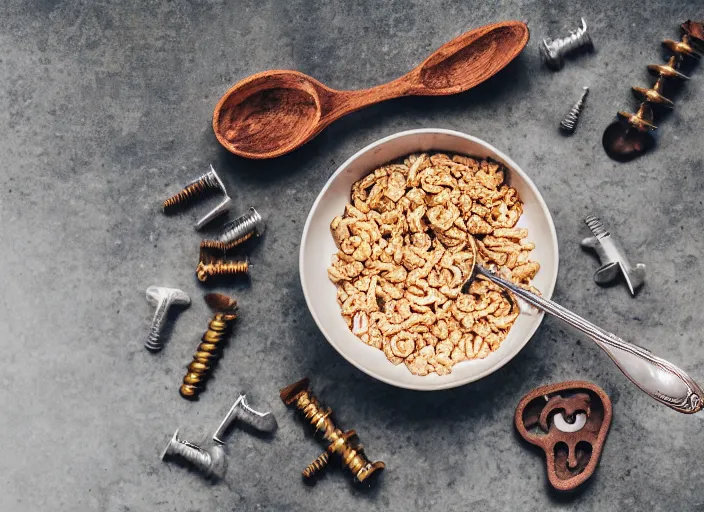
[300,129,558,390]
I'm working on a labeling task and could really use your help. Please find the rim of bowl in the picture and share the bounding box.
[300,128,559,390]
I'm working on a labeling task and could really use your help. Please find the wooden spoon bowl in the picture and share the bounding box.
[213,21,529,159]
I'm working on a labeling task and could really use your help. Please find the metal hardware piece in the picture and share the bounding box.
[540,17,594,70]
[213,394,278,444]
[162,165,232,230]
[580,215,645,295]
[560,87,589,134]
[161,429,227,479]
[180,294,238,400]
[201,207,265,253]
[196,247,250,282]
[144,286,190,352]
[280,377,385,484]
[603,20,704,161]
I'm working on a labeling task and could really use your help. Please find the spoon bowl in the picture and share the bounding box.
[213,21,529,159]
[213,71,323,158]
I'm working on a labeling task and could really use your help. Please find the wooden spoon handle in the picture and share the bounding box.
[318,21,529,126]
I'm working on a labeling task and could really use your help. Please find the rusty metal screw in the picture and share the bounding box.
[280,377,385,484]
[196,255,250,282]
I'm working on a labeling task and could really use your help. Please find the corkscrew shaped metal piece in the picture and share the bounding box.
[580,215,645,296]
[213,394,278,444]
[179,293,238,399]
[603,20,704,161]
[280,377,385,485]
[200,207,265,253]
[143,286,190,352]
[560,87,589,135]
[162,165,232,230]
[540,18,594,70]
[161,429,227,480]
[196,247,250,282]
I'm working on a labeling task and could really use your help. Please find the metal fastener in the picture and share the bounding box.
[196,247,250,282]
[161,429,227,480]
[180,293,239,400]
[213,394,278,444]
[162,165,232,230]
[144,286,190,352]
[581,215,646,295]
[280,377,385,484]
[540,18,594,70]
[560,87,589,135]
[201,207,265,253]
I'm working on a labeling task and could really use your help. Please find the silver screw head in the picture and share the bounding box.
[161,428,181,460]
[144,286,190,351]
[540,39,562,69]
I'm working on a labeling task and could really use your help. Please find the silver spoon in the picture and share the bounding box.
[465,264,703,414]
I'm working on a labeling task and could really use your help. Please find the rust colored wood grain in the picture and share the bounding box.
[213,20,529,159]
[515,381,612,492]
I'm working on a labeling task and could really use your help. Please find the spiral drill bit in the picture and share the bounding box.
[603,20,704,161]
[180,293,238,399]
[280,377,385,485]
[200,207,265,253]
[560,87,589,135]
[196,247,250,282]
[161,165,233,230]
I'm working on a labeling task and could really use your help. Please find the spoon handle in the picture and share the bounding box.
[474,266,704,414]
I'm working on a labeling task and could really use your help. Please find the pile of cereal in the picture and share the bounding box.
[327,153,540,376]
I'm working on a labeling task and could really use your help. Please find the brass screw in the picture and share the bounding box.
[196,247,249,282]
[280,377,385,484]
[179,293,238,400]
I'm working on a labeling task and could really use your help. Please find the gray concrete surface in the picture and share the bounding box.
[2,1,704,511]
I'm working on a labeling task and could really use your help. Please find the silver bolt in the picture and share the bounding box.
[540,18,594,70]
[161,429,227,480]
[218,207,265,246]
[213,394,278,444]
[144,286,190,352]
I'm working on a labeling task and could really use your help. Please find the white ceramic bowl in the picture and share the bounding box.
[300,129,559,390]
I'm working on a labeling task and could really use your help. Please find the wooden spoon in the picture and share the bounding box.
[212,20,529,159]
